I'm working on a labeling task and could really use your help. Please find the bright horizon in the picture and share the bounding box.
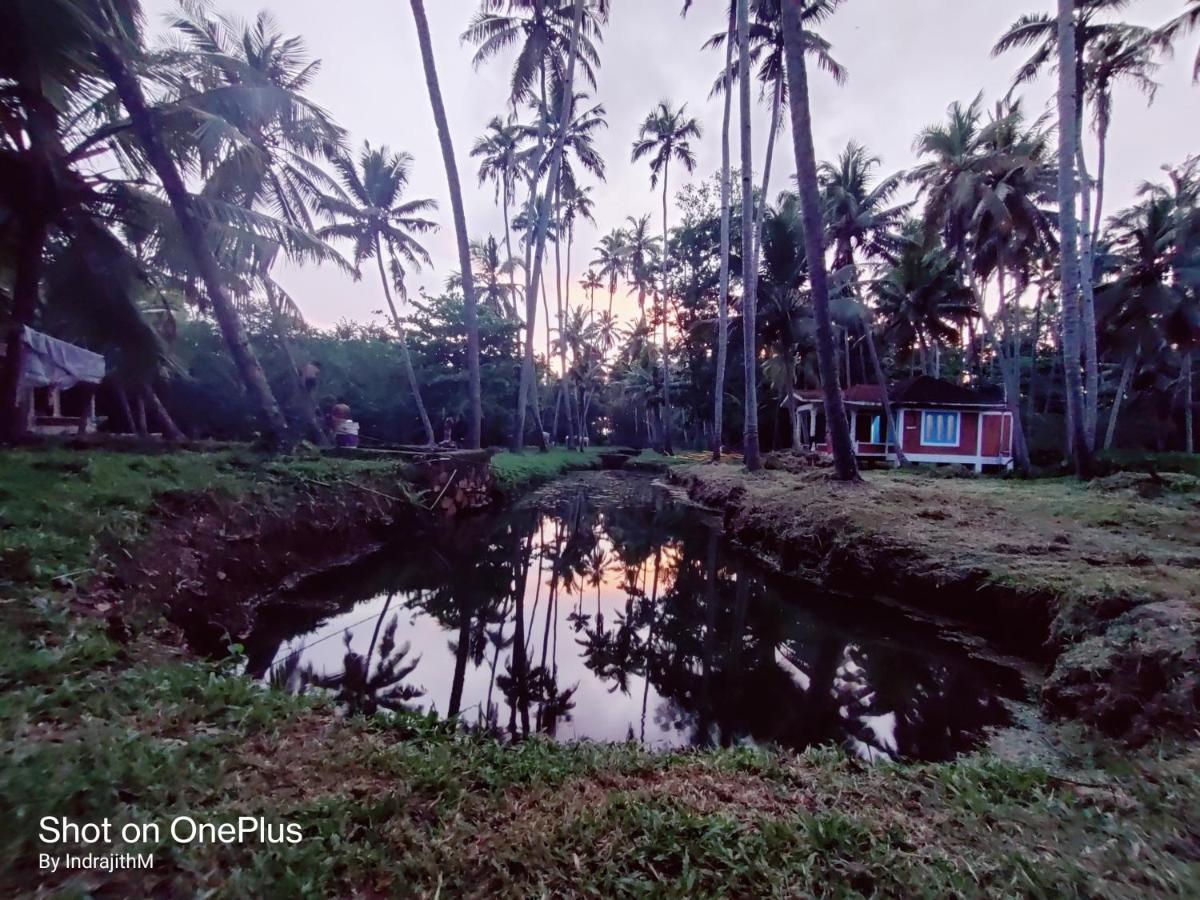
[141,0,1199,351]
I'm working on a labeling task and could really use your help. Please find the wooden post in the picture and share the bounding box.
[76,385,96,435]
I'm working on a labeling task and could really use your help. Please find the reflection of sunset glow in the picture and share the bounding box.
[249,474,1023,759]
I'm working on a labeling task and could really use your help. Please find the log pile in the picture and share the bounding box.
[409,450,497,517]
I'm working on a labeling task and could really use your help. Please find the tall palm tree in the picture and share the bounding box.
[819,141,910,464]
[1156,1,1200,83]
[467,235,518,318]
[696,1,736,461]
[1096,194,1180,449]
[316,143,438,445]
[623,215,660,317]
[1054,0,1093,478]
[757,194,810,449]
[464,0,607,450]
[471,115,529,326]
[712,0,846,281]
[632,100,702,455]
[779,0,858,479]
[737,0,762,470]
[872,226,977,376]
[994,0,1157,448]
[592,227,630,317]
[580,269,604,321]
[91,4,293,442]
[163,5,352,443]
[820,142,908,271]
[409,0,482,448]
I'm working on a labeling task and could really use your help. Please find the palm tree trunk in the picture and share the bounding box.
[262,273,326,444]
[1026,284,1045,423]
[783,350,801,450]
[1056,0,1093,479]
[96,39,290,444]
[1077,143,1100,451]
[1185,350,1195,455]
[737,0,762,471]
[996,267,1032,475]
[864,325,907,466]
[780,3,858,481]
[145,386,184,441]
[712,5,735,462]
[1104,354,1134,451]
[375,239,436,445]
[660,164,674,455]
[1,58,58,443]
[750,77,783,268]
[502,182,523,354]
[410,0,481,448]
[0,212,48,442]
[115,384,139,435]
[1092,110,1110,245]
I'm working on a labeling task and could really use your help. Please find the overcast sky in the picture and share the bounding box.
[142,0,1198,344]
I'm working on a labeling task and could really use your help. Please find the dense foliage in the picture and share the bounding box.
[2,0,1197,469]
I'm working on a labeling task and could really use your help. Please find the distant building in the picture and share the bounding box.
[794,376,1014,473]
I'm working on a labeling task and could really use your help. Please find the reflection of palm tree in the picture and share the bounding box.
[304,619,424,716]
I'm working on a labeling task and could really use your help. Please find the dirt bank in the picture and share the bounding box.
[83,460,431,655]
[675,463,1200,744]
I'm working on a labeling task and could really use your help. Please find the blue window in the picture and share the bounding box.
[921,411,960,447]
[870,415,882,444]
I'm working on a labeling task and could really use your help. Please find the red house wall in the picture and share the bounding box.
[989,412,1014,456]
[899,409,979,456]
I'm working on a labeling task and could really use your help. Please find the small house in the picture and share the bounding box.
[794,376,1014,472]
[0,327,105,436]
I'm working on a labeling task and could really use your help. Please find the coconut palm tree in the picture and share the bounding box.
[409,0,482,448]
[1053,0,1093,477]
[463,0,607,450]
[471,115,529,325]
[623,215,661,317]
[592,228,630,317]
[779,0,857,479]
[820,142,908,271]
[994,1,1158,449]
[1096,195,1179,449]
[1157,1,1200,83]
[581,269,604,321]
[819,141,910,463]
[632,100,702,455]
[316,143,439,445]
[757,194,810,449]
[736,0,762,469]
[466,235,518,319]
[872,225,977,377]
[161,5,354,443]
[90,4,294,443]
[694,1,736,460]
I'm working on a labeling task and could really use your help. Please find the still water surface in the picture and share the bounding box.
[244,472,1026,761]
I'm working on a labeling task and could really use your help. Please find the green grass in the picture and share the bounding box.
[0,448,408,588]
[2,445,1198,896]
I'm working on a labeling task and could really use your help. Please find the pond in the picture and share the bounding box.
[242,471,1029,762]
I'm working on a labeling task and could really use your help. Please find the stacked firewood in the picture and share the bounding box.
[412,450,496,517]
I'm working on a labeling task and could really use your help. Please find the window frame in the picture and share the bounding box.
[919,410,961,447]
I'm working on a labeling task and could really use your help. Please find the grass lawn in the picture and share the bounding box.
[681,463,1200,629]
[1,447,1198,896]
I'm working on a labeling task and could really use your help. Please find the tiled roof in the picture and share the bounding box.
[794,376,1006,408]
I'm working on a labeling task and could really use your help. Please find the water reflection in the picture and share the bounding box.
[244,473,1024,761]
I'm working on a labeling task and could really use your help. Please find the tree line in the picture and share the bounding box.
[3,1,1198,479]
